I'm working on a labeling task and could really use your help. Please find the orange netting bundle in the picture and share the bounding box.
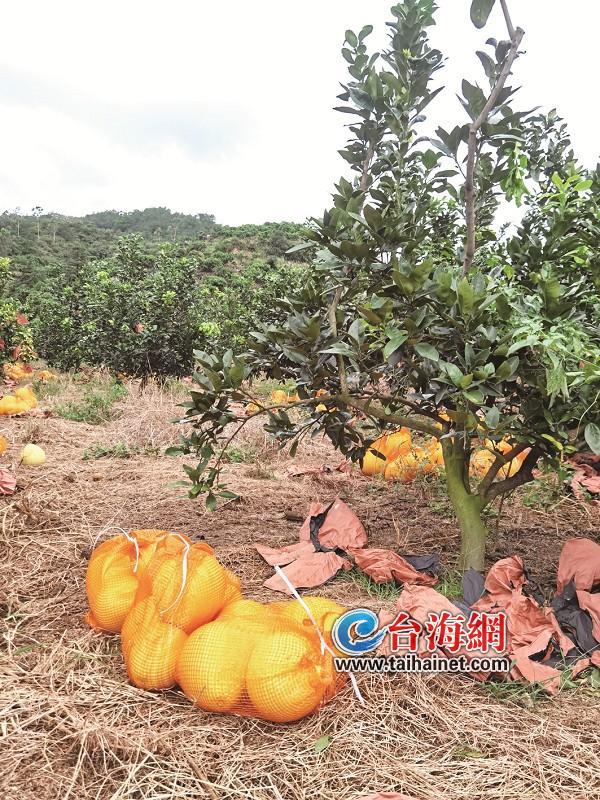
[0,384,38,416]
[178,597,344,721]
[85,530,348,722]
[85,529,182,632]
[361,427,529,484]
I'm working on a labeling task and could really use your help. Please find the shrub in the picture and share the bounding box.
[0,258,35,366]
[55,379,127,424]
[28,235,307,377]
[29,237,199,377]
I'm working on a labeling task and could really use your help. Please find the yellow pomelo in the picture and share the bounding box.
[246,629,332,722]
[276,596,346,626]
[20,443,46,466]
[14,386,37,409]
[177,620,252,711]
[86,545,138,633]
[270,390,287,404]
[221,568,242,606]
[218,598,277,636]
[122,597,187,690]
[384,452,419,482]
[151,552,227,632]
[361,447,388,476]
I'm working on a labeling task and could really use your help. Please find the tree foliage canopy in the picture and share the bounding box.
[172,0,600,567]
[27,230,307,377]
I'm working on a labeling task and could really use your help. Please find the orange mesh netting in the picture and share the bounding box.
[85,529,183,632]
[133,537,241,633]
[178,588,349,720]
[85,531,348,721]
[121,595,188,690]
[177,596,344,721]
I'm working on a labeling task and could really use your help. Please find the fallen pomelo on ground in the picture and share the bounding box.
[20,443,46,466]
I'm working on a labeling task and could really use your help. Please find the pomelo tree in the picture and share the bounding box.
[173,0,600,570]
[0,257,35,367]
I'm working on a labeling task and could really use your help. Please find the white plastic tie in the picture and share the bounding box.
[94,525,141,573]
[274,565,365,705]
[159,533,191,616]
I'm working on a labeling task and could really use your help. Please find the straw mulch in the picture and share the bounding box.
[1,377,599,800]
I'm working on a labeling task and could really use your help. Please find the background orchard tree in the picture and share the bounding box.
[0,257,35,366]
[174,0,600,570]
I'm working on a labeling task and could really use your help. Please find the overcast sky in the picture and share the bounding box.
[1,1,598,225]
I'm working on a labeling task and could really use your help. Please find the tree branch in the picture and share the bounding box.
[367,392,447,426]
[477,442,529,498]
[499,0,516,39]
[360,141,376,192]
[482,446,541,504]
[327,285,347,393]
[463,8,524,275]
[340,393,441,437]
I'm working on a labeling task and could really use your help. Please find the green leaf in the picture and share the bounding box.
[444,362,464,386]
[217,490,239,500]
[463,388,485,405]
[485,407,500,428]
[285,241,314,254]
[358,305,383,325]
[228,359,245,386]
[205,492,217,512]
[321,342,356,358]
[476,50,496,79]
[540,434,563,452]
[457,277,475,318]
[495,294,512,320]
[495,357,519,380]
[314,735,332,754]
[585,423,600,455]
[345,29,358,48]
[507,338,535,356]
[348,318,363,344]
[470,0,496,29]
[414,343,439,361]
[421,149,439,170]
[383,330,408,360]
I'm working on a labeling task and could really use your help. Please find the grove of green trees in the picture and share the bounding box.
[0,208,310,375]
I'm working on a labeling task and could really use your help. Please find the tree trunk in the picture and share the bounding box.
[442,438,488,571]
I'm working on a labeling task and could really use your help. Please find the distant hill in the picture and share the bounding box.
[0,207,309,296]
[83,207,216,239]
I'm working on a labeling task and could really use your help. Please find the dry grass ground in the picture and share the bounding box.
[1,376,599,800]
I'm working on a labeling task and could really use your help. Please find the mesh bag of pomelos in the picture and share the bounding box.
[85,529,184,633]
[85,530,348,722]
